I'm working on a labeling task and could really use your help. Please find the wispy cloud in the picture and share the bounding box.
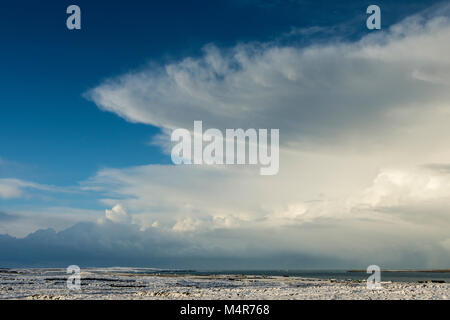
[0,179,49,199]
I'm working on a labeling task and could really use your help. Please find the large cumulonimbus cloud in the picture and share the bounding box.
[3,6,450,268]
[80,6,450,267]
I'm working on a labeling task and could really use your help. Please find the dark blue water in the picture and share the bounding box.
[119,269,450,283]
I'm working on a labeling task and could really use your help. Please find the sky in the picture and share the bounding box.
[1,0,450,268]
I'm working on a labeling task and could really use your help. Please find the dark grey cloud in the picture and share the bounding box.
[1,218,449,269]
[0,222,345,269]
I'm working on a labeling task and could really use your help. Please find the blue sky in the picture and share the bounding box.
[1,0,450,268]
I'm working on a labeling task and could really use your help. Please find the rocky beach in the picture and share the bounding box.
[0,268,448,300]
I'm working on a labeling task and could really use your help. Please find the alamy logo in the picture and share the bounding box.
[366,5,381,30]
[67,265,81,290]
[367,265,382,290]
[171,121,279,175]
[66,5,81,30]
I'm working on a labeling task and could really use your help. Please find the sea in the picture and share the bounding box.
[93,268,450,283]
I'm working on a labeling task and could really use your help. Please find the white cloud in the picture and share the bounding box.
[0,178,52,199]
[172,217,204,232]
[0,181,24,199]
[356,167,450,209]
[105,204,131,224]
